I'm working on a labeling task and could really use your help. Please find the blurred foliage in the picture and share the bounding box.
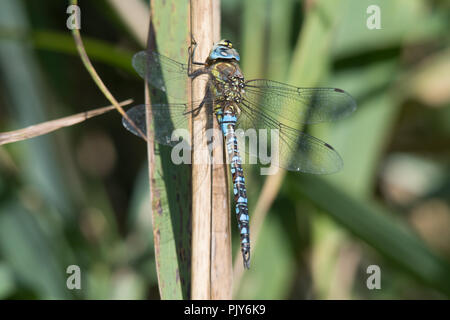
[0,0,449,299]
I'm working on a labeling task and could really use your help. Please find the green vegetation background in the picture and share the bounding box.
[0,0,449,299]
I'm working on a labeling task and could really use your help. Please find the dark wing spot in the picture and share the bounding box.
[324,143,335,150]
[334,88,345,93]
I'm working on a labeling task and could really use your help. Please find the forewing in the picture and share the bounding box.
[243,79,356,126]
[132,51,209,101]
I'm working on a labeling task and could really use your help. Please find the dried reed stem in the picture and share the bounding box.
[0,100,132,146]
[190,0,213,299]
[210,0,232,300]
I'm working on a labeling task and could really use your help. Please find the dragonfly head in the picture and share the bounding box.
[207,39,240,63]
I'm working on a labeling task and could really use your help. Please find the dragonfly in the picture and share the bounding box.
[123,39,356,269]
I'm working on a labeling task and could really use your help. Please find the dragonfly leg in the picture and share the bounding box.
[190,34,197,48]
[188,36,207,76]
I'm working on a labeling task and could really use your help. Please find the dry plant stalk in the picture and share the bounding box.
[190,0,214,299]
[209,0,232,300]
[0,100,132,146]
[191,0,231,300]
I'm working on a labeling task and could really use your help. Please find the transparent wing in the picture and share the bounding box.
[236,100,343,174]
[132,50,209,101]
[122,103,192,146]
[123,102,343,173]
[243,79,357,126]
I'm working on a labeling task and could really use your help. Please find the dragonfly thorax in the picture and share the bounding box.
[210,61,245,115]
[223,76,245,103]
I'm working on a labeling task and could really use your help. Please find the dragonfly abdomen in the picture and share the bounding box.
[216,107,251,269]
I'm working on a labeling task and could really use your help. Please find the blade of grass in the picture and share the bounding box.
[139,0,192,299]
[0,29,135,74]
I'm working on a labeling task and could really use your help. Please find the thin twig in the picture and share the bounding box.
[70,0,147,142]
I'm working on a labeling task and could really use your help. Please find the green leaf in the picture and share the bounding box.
[145,0,192,300]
